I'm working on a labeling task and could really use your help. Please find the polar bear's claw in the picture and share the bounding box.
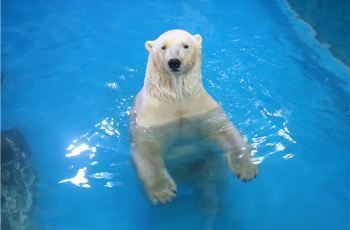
[147,176,177,205]
[230,158,258,182]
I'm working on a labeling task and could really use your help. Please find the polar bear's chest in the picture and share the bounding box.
[144,117,203,142]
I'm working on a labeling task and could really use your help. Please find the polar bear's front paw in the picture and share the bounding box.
[228,154,258,182]
[147,175,177,204]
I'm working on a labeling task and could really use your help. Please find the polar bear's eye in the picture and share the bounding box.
[184,44,189,49]
[161,45,166,50]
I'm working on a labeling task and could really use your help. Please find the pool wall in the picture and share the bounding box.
[286,0,350,68]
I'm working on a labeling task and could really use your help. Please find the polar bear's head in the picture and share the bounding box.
[145,30,202,76]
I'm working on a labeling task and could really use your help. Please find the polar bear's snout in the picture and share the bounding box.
[168,58,181,71]
[165,45,185,74]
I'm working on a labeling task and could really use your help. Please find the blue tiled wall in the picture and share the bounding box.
[287,0,350,67]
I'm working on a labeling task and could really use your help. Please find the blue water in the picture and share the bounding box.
[2,0,350,229]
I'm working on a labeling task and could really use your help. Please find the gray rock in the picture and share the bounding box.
[1,129,36,230]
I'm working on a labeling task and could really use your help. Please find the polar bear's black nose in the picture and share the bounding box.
[168,58,181,70]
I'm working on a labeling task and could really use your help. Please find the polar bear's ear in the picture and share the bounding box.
[193,34,202,44]
[145,41,153,52]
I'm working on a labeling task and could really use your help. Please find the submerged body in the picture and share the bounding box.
[130,30,258,204]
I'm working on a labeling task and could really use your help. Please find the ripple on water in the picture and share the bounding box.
[204,46,297,165]
[59,66,138,189]
[59,114,130,189]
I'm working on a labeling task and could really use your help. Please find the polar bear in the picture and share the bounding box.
[130,29,258,204]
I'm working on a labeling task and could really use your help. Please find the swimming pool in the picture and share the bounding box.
[2,0,349,229]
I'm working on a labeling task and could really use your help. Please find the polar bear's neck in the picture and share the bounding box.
[144,60,204,103]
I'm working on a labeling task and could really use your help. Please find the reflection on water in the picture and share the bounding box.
[59,165,124,188]
[66,143,95,158]
[58,68,136,190]
[243,104,297,164]
[89,171,114,179]
[95,117,121,137]
[59,167,89,188]
[59,116,127,189]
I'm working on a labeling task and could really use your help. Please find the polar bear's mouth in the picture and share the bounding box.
[168,68,181,74]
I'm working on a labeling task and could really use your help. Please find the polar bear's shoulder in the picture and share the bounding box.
[133,88,220,127]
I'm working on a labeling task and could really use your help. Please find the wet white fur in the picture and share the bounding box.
[131,30,258,204]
